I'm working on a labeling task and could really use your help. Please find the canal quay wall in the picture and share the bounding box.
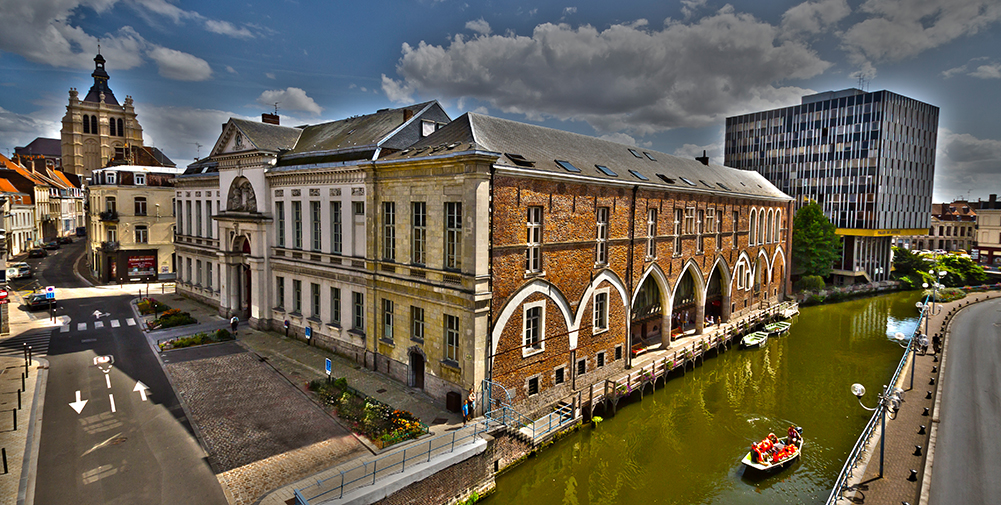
[832,288,1001,505]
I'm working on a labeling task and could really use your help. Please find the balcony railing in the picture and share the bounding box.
[99,210,119,222]
[100,241,120,252]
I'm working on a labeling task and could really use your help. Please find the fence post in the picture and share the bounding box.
[401,448,406,472]
[373,459,377,485]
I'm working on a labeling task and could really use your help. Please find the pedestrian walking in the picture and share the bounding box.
[462,388,475,426]
[918,333,929,355]
[230,315,239,336]
[932,333,942,354]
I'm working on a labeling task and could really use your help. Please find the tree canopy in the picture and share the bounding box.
[791,201,841,277]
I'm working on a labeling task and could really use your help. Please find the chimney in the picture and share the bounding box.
[990,194,997,208]
[695,150,709,166]
[403,108,414,122]
[262,113,280,125]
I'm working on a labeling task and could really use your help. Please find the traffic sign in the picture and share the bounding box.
[45,286,55,299]
[0,288,8,300]
[305,326,312,339]
[325,358,331,376]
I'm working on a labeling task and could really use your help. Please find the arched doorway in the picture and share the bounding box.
[672,268,700,336]
[704,262,729,325]
[233,235,252,319]
[409,347,426,389]
[631,274,664,347]
[753,255,766,305]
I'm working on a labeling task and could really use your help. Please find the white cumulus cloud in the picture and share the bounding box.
[256,87,323,115]
[968,62,1001,79]
[204,19,254,39]
[465,18,492,35]
[147,46,213,81]
[934,129,1001,202]
[780,0,850,36]
[383,9,829,135]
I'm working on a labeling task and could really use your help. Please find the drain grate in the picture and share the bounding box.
[376,388,387,394]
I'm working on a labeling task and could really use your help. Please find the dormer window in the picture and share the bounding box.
[106,171,117,185]
[135,173,146,186]
[421,120,436,137]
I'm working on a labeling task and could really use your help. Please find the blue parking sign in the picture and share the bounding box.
[325,358,331,376]
[305,326,312,339]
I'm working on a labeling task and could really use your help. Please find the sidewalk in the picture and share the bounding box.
[838,289,1001,505]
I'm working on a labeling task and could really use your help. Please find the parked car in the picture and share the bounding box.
[57,236,73,244]
[43,241,60,250]
[25,293,56,311]
[27,248,47,258]
[11,262,32,279]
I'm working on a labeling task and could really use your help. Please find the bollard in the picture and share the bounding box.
[907,469,918,481]
[926,390,933,399]
[918,425,926,434]
[17,389,21,410]
[931,366,938,373]
[933,355,938,363]
[929,377,936,385]
[2,447,6,474]
[914,445,922,456]
[21,373,25,391]
[922,407,930,416]
[12,409,16,431]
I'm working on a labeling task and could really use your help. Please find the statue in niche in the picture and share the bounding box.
[227,177,257,212]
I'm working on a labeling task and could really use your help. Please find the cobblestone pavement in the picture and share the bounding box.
[164,350,369,504]
[836,290,1001,505]
[0,356,42,505]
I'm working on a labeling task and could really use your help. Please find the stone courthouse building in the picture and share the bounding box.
[177,106,793,414]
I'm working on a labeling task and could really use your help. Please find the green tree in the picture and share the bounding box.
[892,246,929,278]
[791,201,841,277]
[934,254,988,287]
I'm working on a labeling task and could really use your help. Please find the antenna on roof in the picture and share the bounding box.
[274,102,280,115]
[189,142,203,159]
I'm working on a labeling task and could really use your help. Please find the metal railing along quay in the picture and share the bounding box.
[293,422,488,505]
[825,299,926,505]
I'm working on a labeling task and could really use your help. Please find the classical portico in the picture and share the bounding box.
[215,176,271,327]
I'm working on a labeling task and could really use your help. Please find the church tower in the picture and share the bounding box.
[61,52,145,177]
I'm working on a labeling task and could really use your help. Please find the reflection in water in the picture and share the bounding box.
[484,291,923,505]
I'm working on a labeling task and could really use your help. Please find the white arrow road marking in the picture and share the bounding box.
[133,381,149,401]
[109,394,116,413]
[105,375,112,389]
[60,325,69,333]
[70,391,88,414]
[77,323,86,331]
[126,318,135,326]
[110,320,120,328]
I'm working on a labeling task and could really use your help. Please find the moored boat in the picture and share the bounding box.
[742,427,804,472]
[741,331,768,348]
[764,321,792,336]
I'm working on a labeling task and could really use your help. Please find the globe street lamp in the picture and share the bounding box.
[852,383,904,479]
[894,331,918,390]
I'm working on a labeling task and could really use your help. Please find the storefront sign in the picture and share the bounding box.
[127,255,156,277]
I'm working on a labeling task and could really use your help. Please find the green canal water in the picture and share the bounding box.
[483,291,924,505]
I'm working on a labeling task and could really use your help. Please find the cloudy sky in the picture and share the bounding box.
[0,0,998,202]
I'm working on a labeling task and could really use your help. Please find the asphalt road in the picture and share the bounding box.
[30,240,228,505]
[929,297,1001,504]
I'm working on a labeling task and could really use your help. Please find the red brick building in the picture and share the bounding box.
[387,114,793,416]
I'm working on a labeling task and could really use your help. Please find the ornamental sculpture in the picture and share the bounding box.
[227,177,258,212]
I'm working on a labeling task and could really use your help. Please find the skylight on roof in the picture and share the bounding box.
[595,165,617,177]
[643,152,657,161]
[555,160,581,173]
[506,153,535,167]
[679,177,697,186]
[656,174,675,184]
[628,170,649,181]
[628,148,642,158]
[717,182,731,191]
[699,180,713,188]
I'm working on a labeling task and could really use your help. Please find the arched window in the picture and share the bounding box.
[109,117,116,136]
[766,209,774,243]
[758,209,766,245]
[117,118,124,136]
[91,115,98,135]
[749,209,757,246]
[83,115,90,134]
[774,210,781,242]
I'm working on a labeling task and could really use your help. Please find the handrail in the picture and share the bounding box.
[825,296,927,505]
[294,422,487,504]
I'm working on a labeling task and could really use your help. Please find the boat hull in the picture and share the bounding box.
[741,436,804,471]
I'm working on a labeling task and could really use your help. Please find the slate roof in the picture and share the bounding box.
[284,101,439,157]
[229,119,303,152]
[386,113,791,201]
[14,138,61,158]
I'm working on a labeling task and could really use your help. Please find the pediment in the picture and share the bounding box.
[210,121,256,157]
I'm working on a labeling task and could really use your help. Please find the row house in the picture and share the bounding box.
[1,153,83,245]
[176,107,792,412]
[88,165,183,282]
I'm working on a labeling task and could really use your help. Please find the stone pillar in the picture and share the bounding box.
[217,254,234,317]
[721,292,732,323]
[661,308,672,347]
[248,256,266,328]
[695,301,705,335]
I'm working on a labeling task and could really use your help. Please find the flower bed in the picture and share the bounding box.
[148,308,197,329]
[159,329,234,351]
[308,378,427,448]
[137,297,170,315]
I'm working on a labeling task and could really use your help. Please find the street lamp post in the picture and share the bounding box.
[852,383,904,479]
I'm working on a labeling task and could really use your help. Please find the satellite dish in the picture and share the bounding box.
[851,383,866,398]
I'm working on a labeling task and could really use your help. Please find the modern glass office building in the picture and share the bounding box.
[724,88,938,284]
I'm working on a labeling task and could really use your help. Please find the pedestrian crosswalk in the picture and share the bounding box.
[60,318,138,334]
[0,329,51,358]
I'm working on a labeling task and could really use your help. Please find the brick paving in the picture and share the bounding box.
[836,290,1001,505]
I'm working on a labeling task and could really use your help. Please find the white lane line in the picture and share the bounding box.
[105,374,112,389]
[94,321,104,329]
[126,318,135,326]
[81,338,97,343]
[109,394,116,413]
[110,319,120,328]
[60,325,70,333]
[77,323,87,331]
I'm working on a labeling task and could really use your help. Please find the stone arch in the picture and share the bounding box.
[774,209,782,243]
[232,233,252,254]
[731,250,753,293]
[771,246,787,289]
[766,209,774,243]
[574,269,629,348]
[672,259,707,335]
[491,279,574,359]
[227,176,258,212]
[631,263,672,308]
[705,256,732,323]
[758,208,766,245]
[631,263,673,347]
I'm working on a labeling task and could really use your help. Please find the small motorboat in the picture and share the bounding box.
[742,427,804,472]
[741,331,768,348]
[764,321,792,337]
